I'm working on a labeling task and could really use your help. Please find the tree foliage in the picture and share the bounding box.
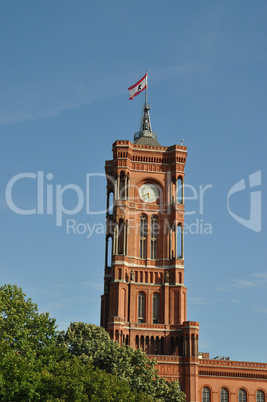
[61,322,186,402]
[0,283,57,352]
[0,285,185,401]
[0,285,146,401]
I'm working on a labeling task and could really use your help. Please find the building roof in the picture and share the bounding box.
[134,135,161,146]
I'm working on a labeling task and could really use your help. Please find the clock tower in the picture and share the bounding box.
[101,102,199,400]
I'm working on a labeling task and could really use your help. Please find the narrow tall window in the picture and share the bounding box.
[106,236,112,267]
[119,173,125,199]
[126,175,129,200]
[151,216,157,259]
[118,219,124,255]
[170,226,176,259]
[125,220,128,256]
[152,293,159,323]
[107,191,114,215]
[220,388,229,402]
[138,292,145,323]
[238,389,247,402]
[140,215,147,259]
[177,225,182,258]
[202,387,210,402]
[177,177,183,204]
[257,391,265,402]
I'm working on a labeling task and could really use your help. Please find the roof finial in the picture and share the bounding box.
[132,72,160,146]
[140,71,152,133]
[139,101,152,134]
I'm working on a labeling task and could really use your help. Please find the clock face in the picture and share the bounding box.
[139,184,159,203]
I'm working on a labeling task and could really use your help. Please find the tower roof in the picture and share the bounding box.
[134,136,161,146]
[133,102,161,146]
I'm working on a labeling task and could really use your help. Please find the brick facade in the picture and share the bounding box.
[100,137,266,402]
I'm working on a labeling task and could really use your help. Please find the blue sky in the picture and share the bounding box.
[0,1,266,363]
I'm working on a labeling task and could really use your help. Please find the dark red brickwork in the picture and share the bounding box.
[100,139,267,402]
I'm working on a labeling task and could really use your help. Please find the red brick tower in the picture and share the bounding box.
[101,102,199,401]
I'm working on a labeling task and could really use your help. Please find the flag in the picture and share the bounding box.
[128,73,147,100]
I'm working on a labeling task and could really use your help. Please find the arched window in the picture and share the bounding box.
[257,390,265,402]
[138,292,145,323]
[238,389,247,402]
[140,215,147,259]
[152,293,159,323]
[151,216,157,259]
[220,388,229,402]
[202,387,210,402]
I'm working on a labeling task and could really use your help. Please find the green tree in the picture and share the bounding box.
[0,284,57,353]
[0,284,60,399]
[0,285,147,401]
[37,356,148,401]
[61,322,186,402]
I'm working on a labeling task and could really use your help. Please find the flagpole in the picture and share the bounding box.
[145,71,148,106]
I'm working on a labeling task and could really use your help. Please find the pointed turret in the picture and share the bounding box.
[134,102,161,146]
